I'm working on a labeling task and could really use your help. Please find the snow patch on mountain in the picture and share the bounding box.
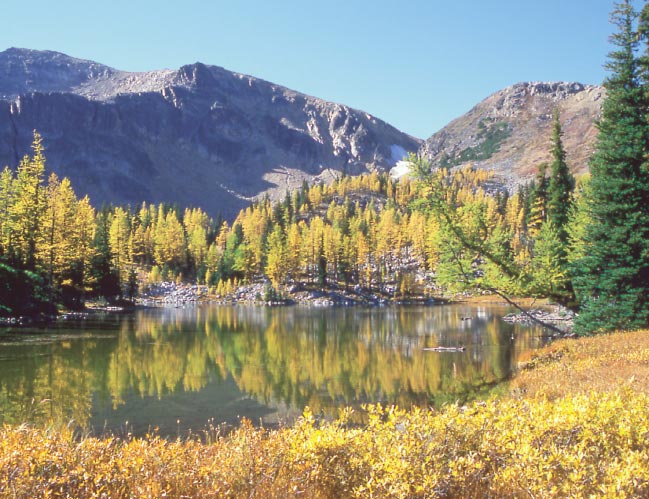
[390,144,408,165]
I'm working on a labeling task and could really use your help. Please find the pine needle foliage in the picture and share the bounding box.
[572,0,649,333]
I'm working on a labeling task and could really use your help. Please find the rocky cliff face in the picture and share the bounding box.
[0,48,421,217]
[420,82,603,187]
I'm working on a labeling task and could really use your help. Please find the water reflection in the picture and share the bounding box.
[0,304,548,435]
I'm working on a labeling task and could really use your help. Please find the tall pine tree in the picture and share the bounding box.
[546,109,575,244]
[9,132,46,269]
[572,0,649,333]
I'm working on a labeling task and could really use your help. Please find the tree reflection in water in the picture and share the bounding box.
[0,305,548,434]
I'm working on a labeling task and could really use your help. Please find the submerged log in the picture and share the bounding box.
[423,346,466,352]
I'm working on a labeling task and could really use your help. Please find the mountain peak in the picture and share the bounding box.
[421,80,603,186]
[0,48,420,218]
[2,47,70,59]
[0,47,115,99]
[511,81,589,95]
[175,62,219,89]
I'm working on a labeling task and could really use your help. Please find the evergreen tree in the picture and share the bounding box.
[37,174,78,299]
[285,222,302,280]
[265,224,287,289]
[0,167,15,257]
[71,196,96,299]
[90,206,120,299]
[566,176,592,271]
[546,110,575,244]
[640,3,649,88]
[529,221,569,298]
[109,206,132,293]
[126,268,138,300]
[572,1,649,333]
[153,208,186,270]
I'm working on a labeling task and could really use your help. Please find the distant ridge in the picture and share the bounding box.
[420,81,602,187]
[0,48,421,218]
[0,49,602,215]
[0,47,116,98]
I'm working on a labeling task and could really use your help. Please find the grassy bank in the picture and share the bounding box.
[511,329,649,397]
[2,331,649,498]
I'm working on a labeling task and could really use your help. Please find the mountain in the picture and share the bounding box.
[0,49,604,215]
[420,82,603,187]
[0,48,421,218]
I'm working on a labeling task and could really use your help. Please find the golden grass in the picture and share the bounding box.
[510,329,649,398]
[456,295,551,306]
[2,330,649,498]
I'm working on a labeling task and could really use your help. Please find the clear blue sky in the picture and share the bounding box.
[1,0,624,138]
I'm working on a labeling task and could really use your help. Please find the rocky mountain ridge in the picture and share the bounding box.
[0,48,420,217]
[0,48,603,216]
[420,81,603,187]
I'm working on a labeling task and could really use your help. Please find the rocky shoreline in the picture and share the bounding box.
[229,281,436,307]
[138,282,210,307]
[502,306,576,335]
[137,280,437,307]
[1,281,572,332]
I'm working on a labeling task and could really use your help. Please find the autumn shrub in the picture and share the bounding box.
[511,329,649,398]
[2,389,649,498]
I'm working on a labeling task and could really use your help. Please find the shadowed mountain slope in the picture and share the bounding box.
[0,48,421,217]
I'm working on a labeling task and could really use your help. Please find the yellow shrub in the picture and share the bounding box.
[2,391,649,498]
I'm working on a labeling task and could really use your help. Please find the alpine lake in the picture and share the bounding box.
[0,303,549,437]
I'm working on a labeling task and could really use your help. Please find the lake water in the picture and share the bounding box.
[0,304,548,437]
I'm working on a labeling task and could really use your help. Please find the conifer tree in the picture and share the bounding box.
[572,0,649,333]
[72,196,96,298]
[529,220,569,298]
[37,174,78,294]
[9,132,46,269]
[527,163,549,238]
[0,167,15,257]
[91,207,120,299]
[265,225,287,290]
[546,110,575,244]
[109,206,132,293]
[285,222,302,280]
[153,207,187,270]
[566,176,592,271]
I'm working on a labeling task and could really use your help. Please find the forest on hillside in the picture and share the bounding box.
[0,128,573,305]
[2,2,649,336]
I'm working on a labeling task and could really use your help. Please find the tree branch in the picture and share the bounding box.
[476,284,567,336]
[444,231,567,336]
